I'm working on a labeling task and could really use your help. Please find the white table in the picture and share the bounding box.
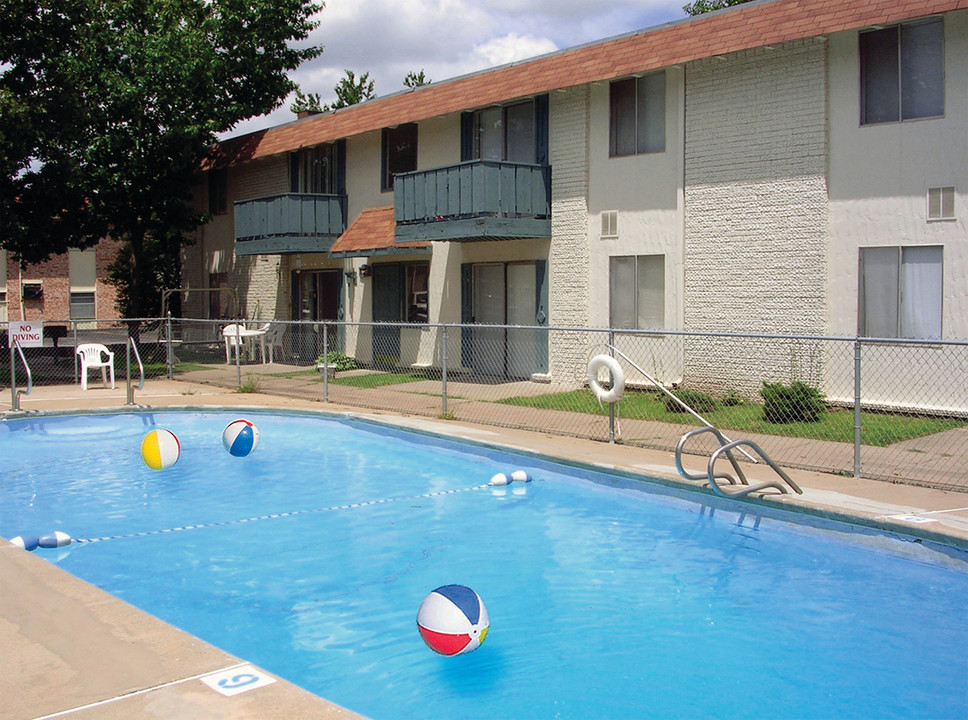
[223,326,267,364]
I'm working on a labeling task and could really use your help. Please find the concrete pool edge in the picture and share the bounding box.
[0,540,368,720]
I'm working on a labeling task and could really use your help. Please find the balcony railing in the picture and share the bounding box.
[394,160,551,242]
[234,193,347,255]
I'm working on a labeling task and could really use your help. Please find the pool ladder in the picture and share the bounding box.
[675,426,803,498]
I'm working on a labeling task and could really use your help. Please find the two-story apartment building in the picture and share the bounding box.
[187,0,967,402]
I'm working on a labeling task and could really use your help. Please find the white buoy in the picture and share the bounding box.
[511,470,532,483]
[39,531,72,549]
[10,535,39,551]
[489,472,511,486]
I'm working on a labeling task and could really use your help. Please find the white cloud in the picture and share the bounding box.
[227,0,687,137]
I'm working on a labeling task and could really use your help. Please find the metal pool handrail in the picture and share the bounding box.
[126,337,145,405]
[10,340,33,411]
[676,426,803,498]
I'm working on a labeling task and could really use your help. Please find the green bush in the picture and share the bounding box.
[760,381,826,423]
[721,389,743,407]
[316,351,358,372]
[665,388,716,414]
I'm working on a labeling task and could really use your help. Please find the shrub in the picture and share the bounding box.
[665,388,716,414]
[760,381,826,423]
[316,351,357,372]
[721,389,743,407]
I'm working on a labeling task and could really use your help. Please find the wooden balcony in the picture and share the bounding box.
[393,160,551,243]
[234,193,347,255]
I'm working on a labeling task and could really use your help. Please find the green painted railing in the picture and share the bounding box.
[234,193,347,254]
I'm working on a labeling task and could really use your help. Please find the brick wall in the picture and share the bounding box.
[549,85,592,381]
[682,39,829,394]
[4,237,122,325]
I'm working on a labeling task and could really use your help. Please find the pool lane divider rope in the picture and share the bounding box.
[71,484,492,545]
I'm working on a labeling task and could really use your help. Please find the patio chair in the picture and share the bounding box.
[263,323,287,363]
[222,323,244,364]
[76,343,115,390]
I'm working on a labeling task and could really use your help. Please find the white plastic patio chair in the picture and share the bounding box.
[263,323,287,363]
[222,323,244,364]
[76,343,115,390]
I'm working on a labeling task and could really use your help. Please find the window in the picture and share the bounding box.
[69,248,96,319]
[474,101,536,163]
[609,255,665,330]
[406,263,430,323]
[928,187,955,220]
[69,292,96,319]
[860,19,943,125]
[609,71,665,156]
[0,249,6,322]
[382,123,418,191]
[292,143,343,194]
[209,272,227,319]
[208,168,228,215]
[859,246,942,339]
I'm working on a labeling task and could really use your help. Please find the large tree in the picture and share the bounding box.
[1,0,323,317]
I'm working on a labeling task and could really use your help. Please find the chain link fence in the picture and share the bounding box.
[3,318,966,492]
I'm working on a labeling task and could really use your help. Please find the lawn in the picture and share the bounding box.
[329,371,429,389]
[498,388,965,447]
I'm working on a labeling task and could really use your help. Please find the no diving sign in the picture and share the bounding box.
[8,322,43,348]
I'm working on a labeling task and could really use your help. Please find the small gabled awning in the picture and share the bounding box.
[328,207,431,258]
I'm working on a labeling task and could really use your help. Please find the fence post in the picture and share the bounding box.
[9,344,15,411]
[126,336,133,405]
[608,329,616,444]
[72,320,79,385]
[441,325,448,417]
[323,322,329,403]
[166,312,173,380]
[234,322,242,389]
[853,339,862,478]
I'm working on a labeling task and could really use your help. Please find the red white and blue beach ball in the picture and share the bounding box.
[222,419,260,457]
[417,584,489,656]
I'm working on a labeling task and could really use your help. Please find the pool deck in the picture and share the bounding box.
[2,380,967,720]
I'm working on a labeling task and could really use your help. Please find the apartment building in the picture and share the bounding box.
[187,0,967,400]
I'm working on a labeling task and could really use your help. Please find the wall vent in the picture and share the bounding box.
[601,211,618,238]
[927,187,955,221]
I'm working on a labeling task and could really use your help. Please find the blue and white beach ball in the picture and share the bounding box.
[222,419,260,457]
[417,584,489,656]
[141,429,181,470]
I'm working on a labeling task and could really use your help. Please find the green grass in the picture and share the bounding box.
[138,362,211,375]
[498,388,965,447]
[329,371,428,389]
[264,369,318,380]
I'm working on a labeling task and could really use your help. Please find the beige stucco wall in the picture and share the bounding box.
[824,10,968,412]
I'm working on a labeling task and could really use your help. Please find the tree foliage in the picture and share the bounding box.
[404,70,431,89]
[326,69,375,110]
[290,88,324,114]
[1,0,323,317]
[682,0,753,15]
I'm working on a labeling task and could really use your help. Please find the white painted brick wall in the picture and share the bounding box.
[231,157,288,319]
[683,40,829,394]
[550,86,593,380]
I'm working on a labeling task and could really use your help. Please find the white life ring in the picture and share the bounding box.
[587,355,625,403]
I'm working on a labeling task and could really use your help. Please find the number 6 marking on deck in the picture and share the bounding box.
[202,664,277,696]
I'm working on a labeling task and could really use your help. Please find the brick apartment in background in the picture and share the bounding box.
[0,238,121,327]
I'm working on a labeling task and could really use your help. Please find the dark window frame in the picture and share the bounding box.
[609,70,666,157]
[381,123,418,192]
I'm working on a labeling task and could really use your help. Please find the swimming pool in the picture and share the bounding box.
[2,410,966,719]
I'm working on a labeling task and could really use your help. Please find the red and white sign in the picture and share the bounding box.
[8,322,43,348]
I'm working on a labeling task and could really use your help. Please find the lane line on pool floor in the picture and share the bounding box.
[29,662,251,720]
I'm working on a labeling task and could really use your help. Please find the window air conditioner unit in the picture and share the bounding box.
[22,282,43,300]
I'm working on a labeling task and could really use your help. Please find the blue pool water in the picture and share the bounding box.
[2,410,967,719]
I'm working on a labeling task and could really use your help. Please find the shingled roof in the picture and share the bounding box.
[215,0,965,167]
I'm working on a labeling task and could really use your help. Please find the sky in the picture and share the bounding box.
[228,0,693,137]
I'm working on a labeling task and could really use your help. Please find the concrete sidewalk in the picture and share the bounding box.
[2,378,966,720]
